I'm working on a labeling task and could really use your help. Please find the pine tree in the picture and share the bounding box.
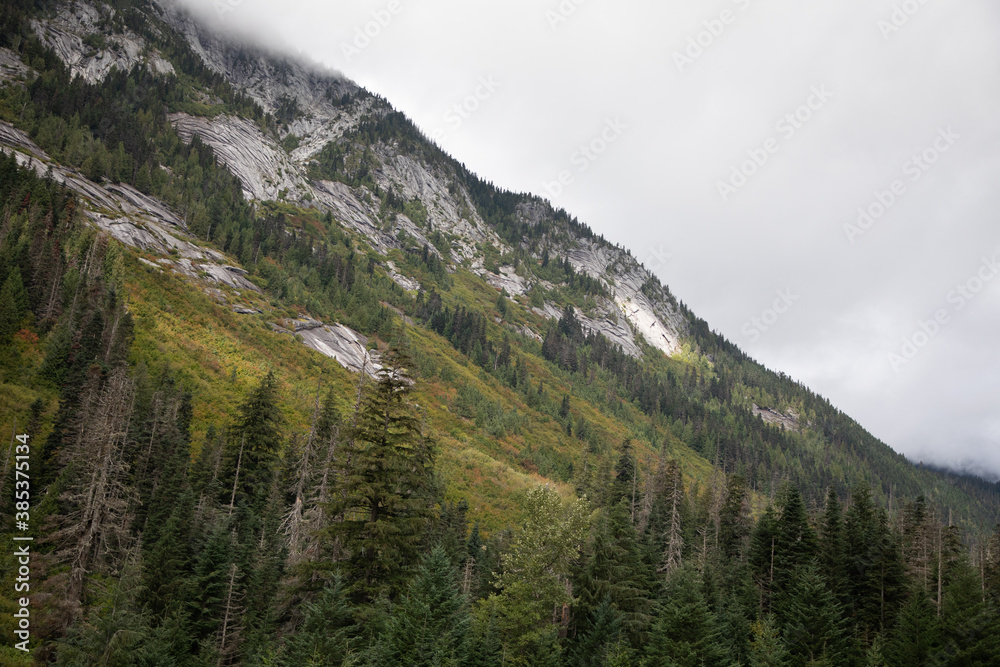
[900,495,934,591]
[327,348,437,602]
[434,499,471,568]
[771,485,817,614]
[276,576,357,666]
[863,633,888,667]
[643,564,727,667]
[467,609,504,667]
[845,485,905,645]
[749,505,779,615]
[51,554,152,667]
[566,596,624,667]
[747,615,790,667]
[651,458,685,576]
[182,524,236,648]
[718,474,751,562]
[464,521,484,598]
[238,496,287,663]
[938,554,995,664]
[780,563,853,666]
[222,372,283,510]
[370,546,472,666]
[576,500,655,646]
[773,485,817,576]
[0,266,28,344]
[885,586,940,665]
[818,487,848,604]
[609,439,637,513]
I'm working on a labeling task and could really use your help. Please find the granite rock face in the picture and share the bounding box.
[0,120,257,294]
[17,0,691,369]
[169,112,308,201]
[752,404,802,432]
[0,47,29,82]
[298,324,381,377]
[32,2,173,83]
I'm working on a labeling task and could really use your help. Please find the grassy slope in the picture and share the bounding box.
[107,218,722,532]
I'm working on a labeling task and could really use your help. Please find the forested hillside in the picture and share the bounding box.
[2,0,1000,664]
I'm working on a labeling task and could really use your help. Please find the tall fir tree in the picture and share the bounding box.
[885,585,941,665]
[222,372,283,510]
[575,500,655,647]
[327,348,437,602]
[818,487,848,605]
[845,485,905,646]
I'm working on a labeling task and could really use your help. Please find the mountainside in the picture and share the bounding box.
[2,1,1000,664]
[6,0,995,519]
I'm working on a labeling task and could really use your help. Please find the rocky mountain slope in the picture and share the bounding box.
[2,0,997,529]
[16,0,685,369]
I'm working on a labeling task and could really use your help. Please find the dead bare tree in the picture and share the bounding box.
[50,366,137,604]
[659,460,684,575]
[280,381,323,564]
[215,560,244,667]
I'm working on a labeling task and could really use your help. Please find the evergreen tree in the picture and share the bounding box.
[566,596,624,667]
[575,500,654,646]
[182,523,235,649]
[467,609,504,667]
[863,634,888,667]
[747,615,790,667]
[0,267,28,344]
[643,564,727,667]
[327,348,437,602]
[222,372,283,509]
[780,563,853,666]
[885,586,940,665]
[749,505,779,615]
[772,485,817,596]
[434,499,471,568]
[937,554,996,664]
[818,487,848,604]
[370,546,471,666]
[52,556,153,667]
[845,485,905,645]
[275,576,357,666]
[718,474,751,562]
[646,458,685,576]
[609,439,637,511]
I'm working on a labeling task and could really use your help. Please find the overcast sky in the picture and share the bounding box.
[178,0,1000,479]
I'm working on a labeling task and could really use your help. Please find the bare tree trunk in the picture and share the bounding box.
[228,434,245,517]
[981,539,987,603]
[217,562,241,667]
[630,463,637,524]
[659,461,684,575]
[462,557,475,596]
[62,367,136,603]
[281,381,323,563]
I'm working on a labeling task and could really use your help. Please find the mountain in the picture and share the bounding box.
[2,1,999,664]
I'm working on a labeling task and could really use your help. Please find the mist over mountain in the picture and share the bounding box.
[166,0,1000,482]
